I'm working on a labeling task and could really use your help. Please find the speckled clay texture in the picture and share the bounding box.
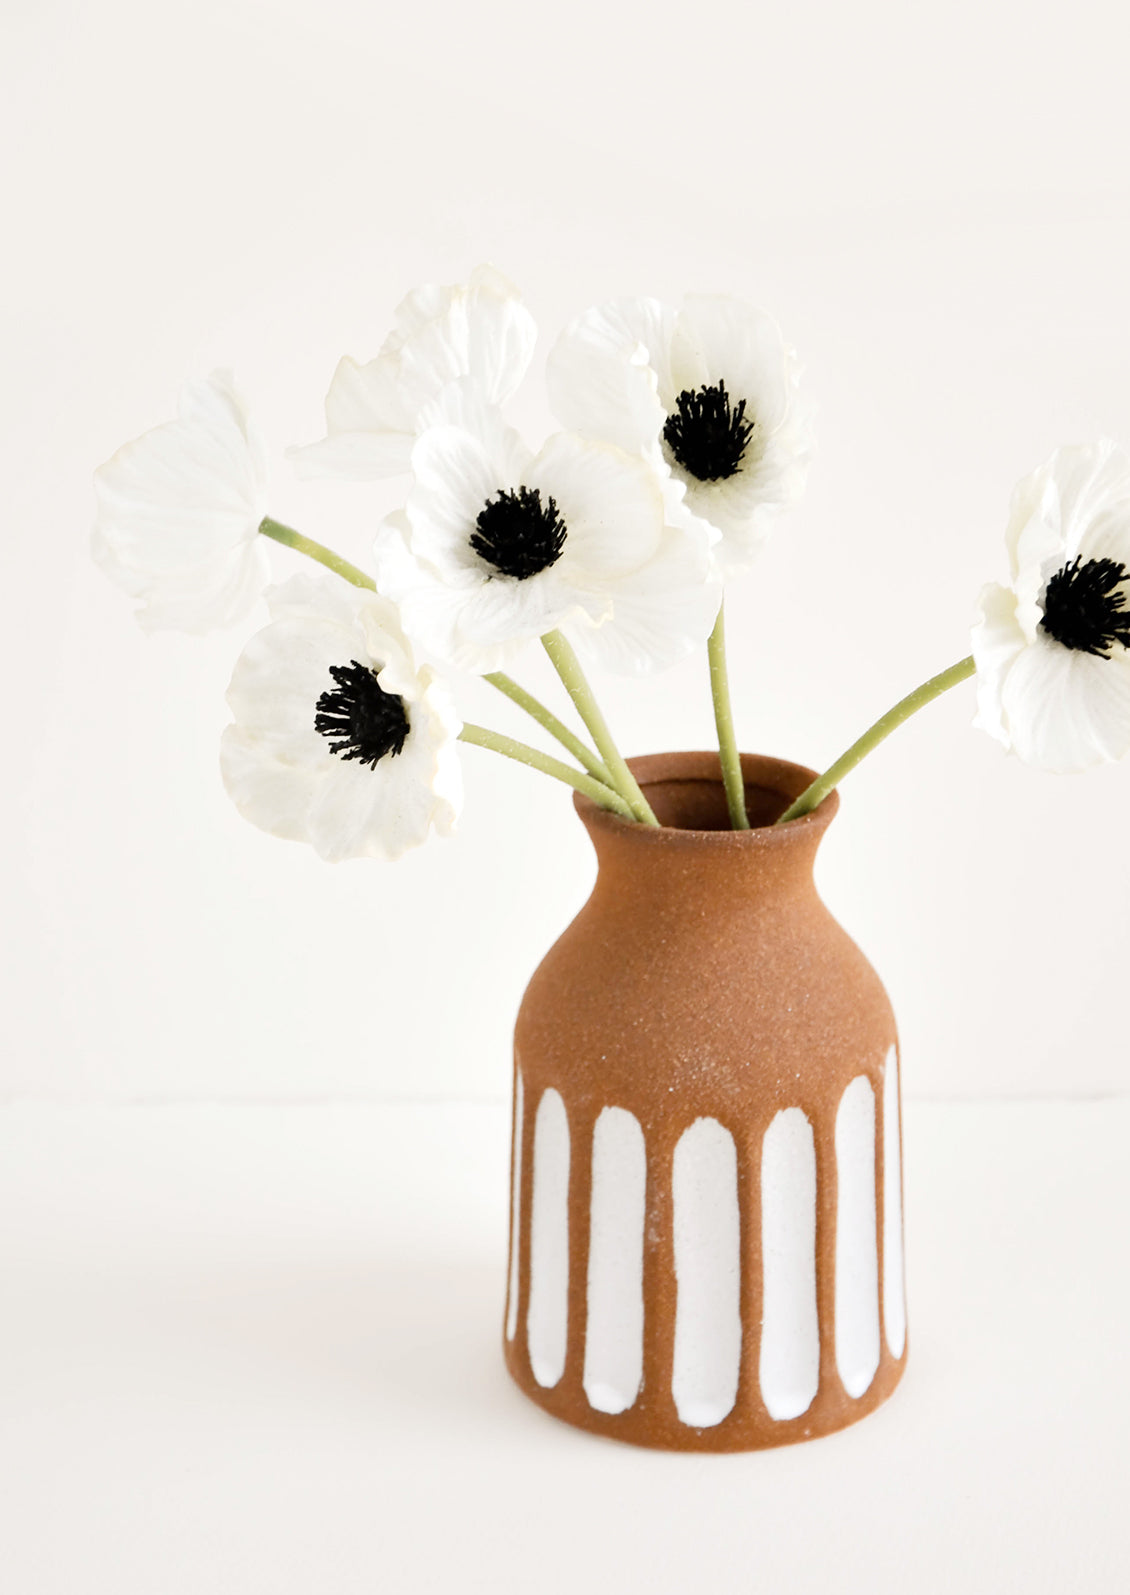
[503,752,908,1452]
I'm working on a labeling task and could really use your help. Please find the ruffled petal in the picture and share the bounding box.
[971,581,1027,747]
[291,268,535,482]
[547,298,673,454]
[390,275,535,416]
[93,371,270,632]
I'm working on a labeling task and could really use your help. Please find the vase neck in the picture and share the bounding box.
[576,752,838,918]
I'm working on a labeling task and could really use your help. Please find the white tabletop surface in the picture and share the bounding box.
[0,1098,1126,1594]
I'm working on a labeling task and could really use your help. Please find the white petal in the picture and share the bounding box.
[221,575,463,862]
[292,268,535,482]
[671,296,794,433]
[289,429,415,481]
[131,542,272,635]
[384,267,528,357]
[1000,633,1130,771]
[180,371,270,490]
[1065,440,1130,566]
[390,282,536,416]
[226,612,361,766]
[265,572,371,628]
[682,470,787,569]
[662,300,812,563]
[1065,648,1130,763]
[93,371,269,632]
[416,375,524,444]
[305,709,462,863]
[971,581,1026,748]
[547,298,673,454]
[306,757,402,862]
[382,282,457,356]
[460,279,538,405]
[456,567,598,647]
[221,726,320,842]
[532,433,666,580]
[288,354,417,479]
[375,511,602,673]
[407,418,532,576]
[569,525,723,676]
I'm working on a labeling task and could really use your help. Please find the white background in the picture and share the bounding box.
[5,0,1130,1104]
[4,6,1130,1592]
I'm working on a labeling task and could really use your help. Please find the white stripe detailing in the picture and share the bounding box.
[505,1067,524,1343]
[882,1046,907,1358]
[671,1117,742,1427]
[583,1107,646,1415]
[527,1087,570,1388]
[835,1075,881,1398]
[759,1107,820,1420]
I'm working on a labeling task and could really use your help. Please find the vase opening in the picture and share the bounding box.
[582,751,832,834]
[643,775,789,831]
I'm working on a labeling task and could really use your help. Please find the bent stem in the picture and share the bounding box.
[484,672,612,786]
[708,601,749,829]
[778,654,977,824]
[259,517,376,592]
[459,724,634,818]
[541,630,659,826]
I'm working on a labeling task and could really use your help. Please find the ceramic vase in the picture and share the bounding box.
[502,751,908,1451]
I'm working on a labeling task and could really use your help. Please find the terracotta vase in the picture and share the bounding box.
[503,751,907,1451]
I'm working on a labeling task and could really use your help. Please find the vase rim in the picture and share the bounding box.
[574,750,839,844]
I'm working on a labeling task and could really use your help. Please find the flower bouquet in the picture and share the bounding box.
[94,267,1130,1451]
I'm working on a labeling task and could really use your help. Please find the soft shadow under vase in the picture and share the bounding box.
[503,752,908,1451]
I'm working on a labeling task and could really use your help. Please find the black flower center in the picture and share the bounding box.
[314,660,410,768]
[662,380,754,482]
[470,486,568,580]
[1040,556,1130,657]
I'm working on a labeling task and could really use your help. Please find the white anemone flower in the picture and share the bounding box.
[372,380,721,676]
[973,439,1130,772]
[547,293,811,573]
[292,265,537,481]
[93,371,270,633]
[221,576,462,862]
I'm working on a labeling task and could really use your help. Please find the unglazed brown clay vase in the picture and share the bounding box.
[503,751,907,1451]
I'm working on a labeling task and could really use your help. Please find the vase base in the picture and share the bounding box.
[503,1337,908,1452]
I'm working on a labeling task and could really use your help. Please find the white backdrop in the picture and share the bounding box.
[5,0,1130,1104]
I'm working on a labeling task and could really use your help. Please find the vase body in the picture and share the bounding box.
[503,752,907,1451]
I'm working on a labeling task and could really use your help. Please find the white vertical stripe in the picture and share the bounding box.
[882,1046,907,1358]
[759,1107,820,1420]
[835,1075,881,1398]
[671,1117,742,1427]
[505,1067,524,1342]
[527,1087,570,1388]
[583,1106,646,1415]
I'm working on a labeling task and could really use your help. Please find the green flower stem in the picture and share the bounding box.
[483,672,612,786]
[458,724,634,818]
[707,601,750,830]
[541,630,659,826]
[259,516,376,592]
[777,654,977,824]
